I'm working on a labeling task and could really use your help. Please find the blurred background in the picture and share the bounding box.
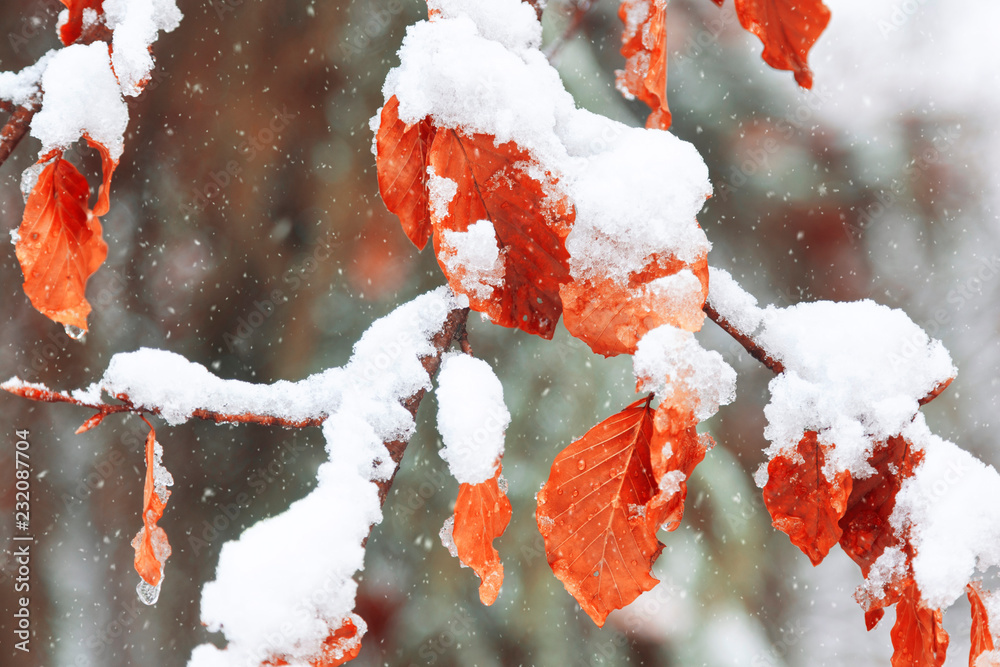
[1,0,998,665]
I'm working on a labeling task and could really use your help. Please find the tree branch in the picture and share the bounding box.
[0,99,40,169]
[703,299,785,374]
[378,306,469,503]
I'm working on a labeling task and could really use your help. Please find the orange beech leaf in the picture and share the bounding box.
[132,420,172,587]
[840,435,923,579]
[84,135,119,217]
[375,95,436,250]
[617,0,671,130]
[891,579,949,667]
[969,584,997,667]
[729,0,831,88]
[560,253,708,357]
[838,435,924,626]
[536,396,664,626]
[452,465,512,606]
[58,0,105,45]
[646,400,708,532]
[264,617,363,667]
[427,128,573,339]
[15,155,108,332]
[762,431,853,565]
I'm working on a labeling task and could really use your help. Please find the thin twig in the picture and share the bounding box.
[0,99,41,168]
[378,307,469,503]
[543,0,593,62]
[703,300,785,374]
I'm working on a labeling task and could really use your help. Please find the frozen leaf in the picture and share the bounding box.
[375,95,436,250]
[59,0,105,45]
[729,0,831,88]
[132,420,172,589]
[617,0,671,130]
[890,579,949,667]
[452,465,512,605]
[536,396,663,626]
[763,431,853,565]
[428,128,573,338]
[15,155,108,332]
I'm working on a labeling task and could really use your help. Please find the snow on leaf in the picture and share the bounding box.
[263,615,364,667]
[890,578,949,667]
[730,0,831,88]
[616,0,671,130]
[132,419,172,590]
[427,128,573,339]
[560,254,708,357]
[536,396,662,626]
[14,155,108,332]
[969,584,997,667]
[452,465,512,606]
[840,435,923,584]
[58,0,105,46]
[375,95,436,250]
[762,431,853,565]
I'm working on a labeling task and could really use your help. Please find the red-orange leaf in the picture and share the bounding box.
[732,0,831,88]
[646,400,707,533]
[58,0,105,45]
[375,95,436,250]
[132,420,172,587]
[428,128,573,338]
[969,583,997,667]
[840,435,923,579]
[891,579,949,667]
[84,134,119,218]
[617,0,671,130]
[560,253,708,357]
[15,155,108,332]
[762,431,853,565]
[452,465,512,606]
[536,396,662,626]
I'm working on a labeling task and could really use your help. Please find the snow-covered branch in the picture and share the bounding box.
[5,288,471,666]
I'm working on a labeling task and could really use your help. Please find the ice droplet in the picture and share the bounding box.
[137,577,162,605]
[64,324,86,342]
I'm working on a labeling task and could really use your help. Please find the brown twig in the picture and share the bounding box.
[4,307,471,506]
[704,299,951,405]
[0,99,41,169]
[543,0,593,62]
[377,307,469,503]
[703,300,785,374]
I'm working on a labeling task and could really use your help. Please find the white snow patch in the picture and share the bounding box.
[188,288,462,666]
[103,0,182,97]
[31,42,128,161]
[756,300,955,479]
[435,352,509,484]
[633,324,736,421]
[439,220,505,301]
[893,414,1000,609]
[707,266,764,335]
